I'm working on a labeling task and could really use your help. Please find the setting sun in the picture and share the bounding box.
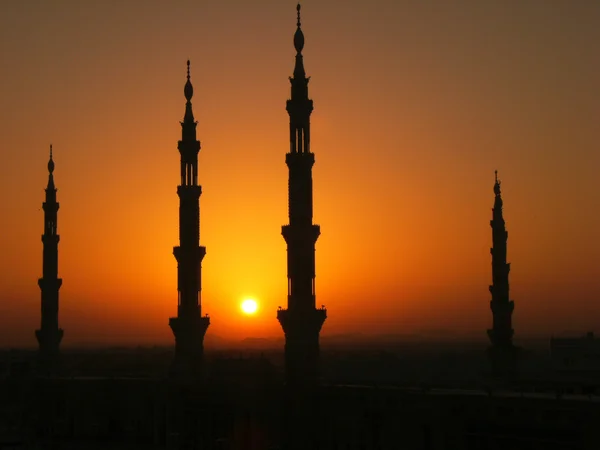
[241,299,258,315]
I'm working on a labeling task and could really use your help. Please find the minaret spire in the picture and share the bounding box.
[36,145,64,374]
[277,3,326,389]
[183,60,195,128]
[291,3,308,99]
[487,171,519,377]
[169,61,210,380]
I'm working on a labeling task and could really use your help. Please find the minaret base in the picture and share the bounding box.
[278,308,326,387]
[169,315,210,381]
[35,328,64,376]
[487,344,520,380]
[281,387,322,450]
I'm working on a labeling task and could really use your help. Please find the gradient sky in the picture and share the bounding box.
[0,0,599,347]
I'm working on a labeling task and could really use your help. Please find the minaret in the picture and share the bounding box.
[169,61,210,379]
[487,171,518,377]
[35,145,64,373]
[277,3,327,388]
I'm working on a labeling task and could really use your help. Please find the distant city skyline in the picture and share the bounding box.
[0,0,599,347]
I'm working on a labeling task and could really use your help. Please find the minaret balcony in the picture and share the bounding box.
[38,278,63,289]
[41,234,60,243]
[286,152,315,166]
[277,306,327,334]
[173,246,206,264]
[281,224,320,244]
[176,185,202,197]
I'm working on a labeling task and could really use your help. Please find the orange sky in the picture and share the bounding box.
[0,0,599,348]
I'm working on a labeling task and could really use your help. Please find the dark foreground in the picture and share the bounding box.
[1,344,599,449]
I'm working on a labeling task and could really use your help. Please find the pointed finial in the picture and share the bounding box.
[184,60,194,101]
[293,4,305,53]
[48,144,55,173]
[494,170,501,195]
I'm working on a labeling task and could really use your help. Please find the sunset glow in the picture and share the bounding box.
[0,1,598,349]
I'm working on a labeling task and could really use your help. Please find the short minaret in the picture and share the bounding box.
[35,145,64,372]
[487,171,518,377]
[169,61,210,379]
[277,3,327,388]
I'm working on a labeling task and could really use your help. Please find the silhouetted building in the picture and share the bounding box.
[277,3,327,389]
[487,171,519,377]
[35,145,64,374]
[169,61,210,380]
[4,370,599,450]
[551,332,600,375]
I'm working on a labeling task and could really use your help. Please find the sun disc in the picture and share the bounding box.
[241,299,258,315]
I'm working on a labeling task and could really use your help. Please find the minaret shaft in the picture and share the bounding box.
[487,171,518,377]
[277,4,326,388]
[169,61,209,378]
[488,173,514,345]
[36,146,64,370]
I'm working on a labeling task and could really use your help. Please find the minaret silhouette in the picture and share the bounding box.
[487,171,518,377]
[169,61,210,379]
[277,3,327,388]
[35,145,64,373]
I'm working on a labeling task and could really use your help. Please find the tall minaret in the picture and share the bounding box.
[36,145,64,372]
[169,61,210,378]
[487,171,518,376]
[277,3,327,388]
